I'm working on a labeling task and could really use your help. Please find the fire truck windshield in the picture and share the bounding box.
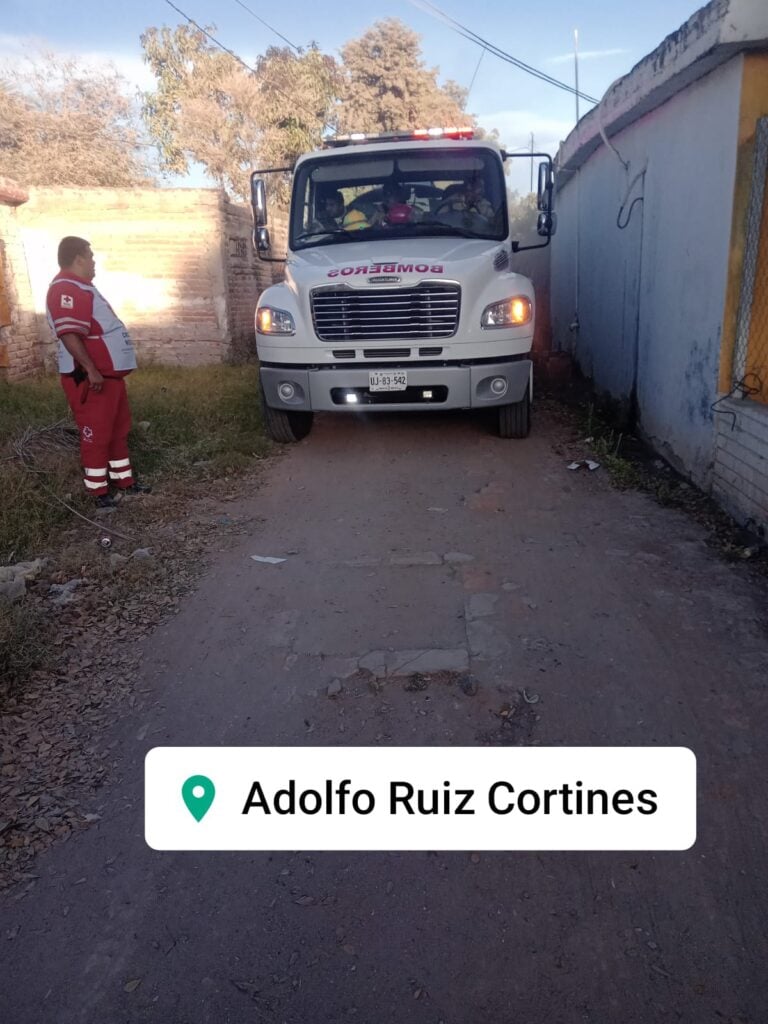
[291,147,508,250]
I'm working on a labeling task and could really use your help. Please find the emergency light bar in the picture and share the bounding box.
[325,127,475,147]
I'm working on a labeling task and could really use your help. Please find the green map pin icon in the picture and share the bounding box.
[182,775,215,822]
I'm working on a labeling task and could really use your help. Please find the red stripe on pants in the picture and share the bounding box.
[61,376,134,495]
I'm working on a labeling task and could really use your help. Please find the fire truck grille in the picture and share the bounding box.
[311,284,461,342]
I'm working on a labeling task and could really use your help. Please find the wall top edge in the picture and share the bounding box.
[556,0,768,182]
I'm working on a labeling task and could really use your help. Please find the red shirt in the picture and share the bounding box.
[46,271,137,377]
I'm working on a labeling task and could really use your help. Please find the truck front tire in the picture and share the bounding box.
[496,385,531,439]
[260,387,314,443]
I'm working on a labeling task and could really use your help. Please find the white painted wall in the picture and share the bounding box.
[713,399,768,534]
[552,56,743,485]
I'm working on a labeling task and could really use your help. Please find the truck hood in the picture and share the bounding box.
[284,236,526,294]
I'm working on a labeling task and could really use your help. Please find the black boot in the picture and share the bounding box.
[118,481,152,495]
[95,494,118,509]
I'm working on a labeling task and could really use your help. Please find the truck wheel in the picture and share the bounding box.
[496,386,531,439]
[261,390,314,443]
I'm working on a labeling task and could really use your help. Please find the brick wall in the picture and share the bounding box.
[17,187,240,368]
[0,178,45,380]
[713,398,768,536]
[222,201,287,361]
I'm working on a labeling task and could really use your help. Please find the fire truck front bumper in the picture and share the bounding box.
[259,358,532,413]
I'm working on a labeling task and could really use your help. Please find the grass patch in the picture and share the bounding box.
[0,600,52,700]
[563,392,766,564]
[1,365,271,699]
[0,374,82,562]
[127,365,269,480]
[0,365,270,562]
[588,433,645,490]
[0,376,69,436]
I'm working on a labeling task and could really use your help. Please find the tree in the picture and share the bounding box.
[337,19,474,134]
[139,19,495,202]
[0,54,152,187]
[508,190,538,238]
[141,25,338,201]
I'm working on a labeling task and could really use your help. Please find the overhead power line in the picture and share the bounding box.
[230,0,300,53]
[410,0,599,106]
[466,46,485,102]
[161,0,333,132]
[164,0,253,73]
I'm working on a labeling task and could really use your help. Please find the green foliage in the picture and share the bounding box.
[508,190,538,244]
[141,25,338,200]
[125,365,270,478]
[140,18,486,199]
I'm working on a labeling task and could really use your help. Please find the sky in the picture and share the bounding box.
[1,0,705,192]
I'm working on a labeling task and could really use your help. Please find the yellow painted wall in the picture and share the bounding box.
[719,53,768,399]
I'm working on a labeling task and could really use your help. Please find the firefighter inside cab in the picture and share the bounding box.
[311,189,345,233]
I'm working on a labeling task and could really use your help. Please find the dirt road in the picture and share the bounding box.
[2,406,767,1023]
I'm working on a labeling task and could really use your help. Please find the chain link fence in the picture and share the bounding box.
[733,116,768,402]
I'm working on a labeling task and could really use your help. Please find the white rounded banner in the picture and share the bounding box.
[145,746,696,851]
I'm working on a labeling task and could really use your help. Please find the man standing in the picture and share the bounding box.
[46,236,149,508]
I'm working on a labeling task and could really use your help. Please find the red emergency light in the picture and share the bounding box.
[326,127,475,147]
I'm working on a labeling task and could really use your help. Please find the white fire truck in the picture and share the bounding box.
[250,127,555,442]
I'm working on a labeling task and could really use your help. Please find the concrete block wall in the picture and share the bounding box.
[0,180,45,380]
[713,399,768,534]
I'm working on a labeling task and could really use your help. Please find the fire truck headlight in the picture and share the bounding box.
[256,306,295,335]
[481,296,532,329]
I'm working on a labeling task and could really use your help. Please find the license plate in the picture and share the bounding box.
[369,371,407,391]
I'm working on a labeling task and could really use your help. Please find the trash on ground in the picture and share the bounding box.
[522,688,540,704]
[250,555,287,564]
[568,460,600,471]
[738,545,761,560]
[49,579,84,605]
[0,558,49,602]
[0,558,47,583]
[586,460,600,471]
[458,674,478,696]
[403,672,429,692]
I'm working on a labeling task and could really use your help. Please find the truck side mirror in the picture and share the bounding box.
[537,161,553,212]
[256,226,271,252]
[251,175,268,227]
[537,211,557,237]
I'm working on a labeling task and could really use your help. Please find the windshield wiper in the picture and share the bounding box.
[294,228,349,242]
[413,221,489,239]
[293,228,373,249]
